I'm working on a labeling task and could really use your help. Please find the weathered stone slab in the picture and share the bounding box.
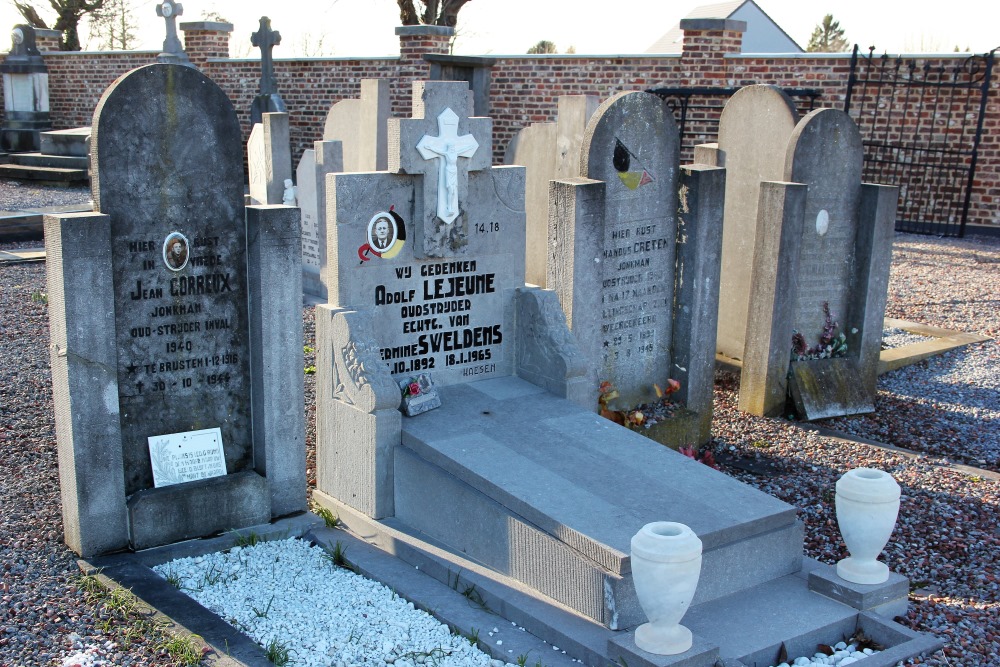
[788,358,874,420]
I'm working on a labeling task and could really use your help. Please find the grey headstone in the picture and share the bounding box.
[297,140,344,300]
[712,85,799,360]
[785,109,864,352]
[247,112,292,205]
[92,63,252,496]
[324,78,390,172]
[738,108,898,419]
[549,91,680,409]
[45,63,306,555]
[503,95,599,287]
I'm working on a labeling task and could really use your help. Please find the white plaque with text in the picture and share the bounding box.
[148,427,227,488]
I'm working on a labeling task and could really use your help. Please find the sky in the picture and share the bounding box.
[0,0,996,57]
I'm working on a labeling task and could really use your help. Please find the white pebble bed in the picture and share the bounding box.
[771,642,880,667]
[153,538,521,667]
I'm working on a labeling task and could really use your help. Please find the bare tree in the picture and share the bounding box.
[88,0,136,50]
[14,0,110,51]
[397,0,472,27]
[806,14,850,53]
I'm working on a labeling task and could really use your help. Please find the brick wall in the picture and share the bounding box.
[2,22,995,227]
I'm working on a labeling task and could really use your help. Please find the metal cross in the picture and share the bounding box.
[156,0,184,56]
[416,108,479,224]
[251,17,282,96]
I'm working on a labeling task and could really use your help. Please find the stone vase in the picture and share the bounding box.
[630,521,702,655]
[835,468,901,584]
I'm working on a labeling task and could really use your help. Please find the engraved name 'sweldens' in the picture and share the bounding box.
[374,259,501,378]
[122,234,241,395]
[600,220,671,364]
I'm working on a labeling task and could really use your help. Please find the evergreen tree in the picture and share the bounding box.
[806,14,850,53]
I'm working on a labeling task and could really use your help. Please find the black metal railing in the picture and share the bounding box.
[645,86,823,164]
[844,45,995,237]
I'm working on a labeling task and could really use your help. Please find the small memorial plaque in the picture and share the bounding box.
[398,372,442,416]
[148,427,227,487]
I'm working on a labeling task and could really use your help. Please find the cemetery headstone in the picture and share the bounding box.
[548,91,725,444]
[250,16,288,125]
[247,111,292,205]
[734,106,898,419]
[155,0,191,66]
[701,85,800,361]
[297,139,344,300]
[0,24,52,152]
[323,78,390,172]
[45,63,305,556]
[503,95,600,287]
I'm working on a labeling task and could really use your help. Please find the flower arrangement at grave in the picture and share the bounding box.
[791,302,851,361]
[598,378,681,431]
[678,445,719,469]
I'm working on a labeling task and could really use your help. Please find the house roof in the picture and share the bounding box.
[645,0,803,54]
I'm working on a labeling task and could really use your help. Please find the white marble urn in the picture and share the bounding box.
[630,521,702,655]
[835,468,901,584]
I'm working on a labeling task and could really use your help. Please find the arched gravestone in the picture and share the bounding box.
[708,85,800,360]
[45,63,305,556]
[92,64,252,494]
[738,108,898,419]
[548,92,725,446]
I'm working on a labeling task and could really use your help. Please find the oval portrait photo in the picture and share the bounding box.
[367,211,398,254]
[162,232,190,271]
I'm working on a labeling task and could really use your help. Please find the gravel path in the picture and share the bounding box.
[1,222,997,666]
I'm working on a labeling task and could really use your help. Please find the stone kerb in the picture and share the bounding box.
[47,63,304,555]
[709,84,800,361]
[548,91,725,444]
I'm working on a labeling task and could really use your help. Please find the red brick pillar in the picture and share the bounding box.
[680,18,745,85]
[394,25,454,117]
[180,21,233,69]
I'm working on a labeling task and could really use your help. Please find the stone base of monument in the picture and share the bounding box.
[788,358,875,421]
[0,127,90,183]
[313,374,940,666]
[314,492,941,667]
[126,471,271,551]
[633,407,702,450]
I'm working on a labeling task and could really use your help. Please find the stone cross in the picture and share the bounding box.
[251,17,281,96]
[156,0,184,58]
[416,108,479,224]
[389,81,490,257]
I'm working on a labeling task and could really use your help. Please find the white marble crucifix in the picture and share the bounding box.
[416,107,479,225]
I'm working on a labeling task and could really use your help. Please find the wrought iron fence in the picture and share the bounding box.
[645,86,822,164]
[844,45,995,237]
